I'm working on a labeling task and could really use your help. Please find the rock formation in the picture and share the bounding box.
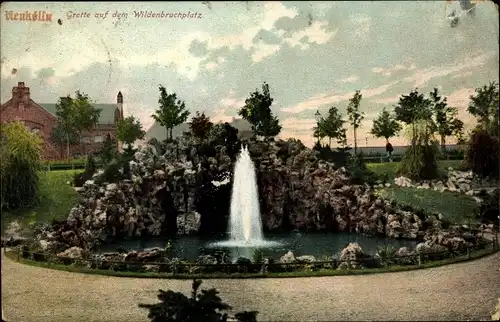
[26,135,484,256]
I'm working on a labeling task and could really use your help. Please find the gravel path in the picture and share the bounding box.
[2,248,499,322]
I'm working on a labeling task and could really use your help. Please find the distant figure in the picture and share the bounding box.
[386,142,394,162]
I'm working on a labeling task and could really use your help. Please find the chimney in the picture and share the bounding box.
[12,82,30,106]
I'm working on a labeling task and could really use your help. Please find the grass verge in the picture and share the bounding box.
[376,186,479,224]
[4,247,497,279]
[1,170,82,233]
[367,159,466,181]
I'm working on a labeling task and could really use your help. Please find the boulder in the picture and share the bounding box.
[338,242,365,269]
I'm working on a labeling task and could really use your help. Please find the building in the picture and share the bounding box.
[0,82,123,160]
[144,116,253,141]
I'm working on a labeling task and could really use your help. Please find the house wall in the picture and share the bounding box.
[1,82,121,160]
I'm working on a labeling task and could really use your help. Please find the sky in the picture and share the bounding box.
[1,1,499,147]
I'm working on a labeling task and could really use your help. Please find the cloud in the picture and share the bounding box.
[371,95,400,105]
[371,63,416,77]
[337,75,359,84]
[349,14,371,40]
[281,81,399,114]
[282,21,338,50]
[403,51,494,88]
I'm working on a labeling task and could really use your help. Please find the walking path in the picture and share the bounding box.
[2,244,499,322]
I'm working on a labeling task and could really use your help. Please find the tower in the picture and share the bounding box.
[116,91,124,152]
[117,91,123,119]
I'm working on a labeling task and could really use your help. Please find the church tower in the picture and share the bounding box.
[117,91,124,119]
[116,91,124,152]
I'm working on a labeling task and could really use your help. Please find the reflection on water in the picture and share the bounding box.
[98,232,418,261]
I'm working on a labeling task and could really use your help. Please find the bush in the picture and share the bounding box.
[398,144,439,180]
[0,121,43,210]
[312,143,350,167]
[139,279,259,322]
[73,154,98,187]
[466,129,499,180]
[474,188,499,225]
[348,153,377,185]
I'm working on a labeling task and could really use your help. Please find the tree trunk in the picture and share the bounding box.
[165,127,168,140]
[328,137,332,147]
[66,136,71,160]
[170,128,173,140]
[440,135,446,153]
[59,144,64,160]
[353,128,358,155]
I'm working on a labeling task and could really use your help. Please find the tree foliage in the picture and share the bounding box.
[0,121,43,210]
[189,111,213,141]
[429,88,464,151]
[466,128,499,179]
[139,279,258,322]
[467,81,499,136]
[99,133,118,165]
[50,122,80,159]
[370,107,402,142]
[238,82,281,139]
[315,106,347,147]
[152,85,190,140]
[346,90,364,154]
[395,89,439,180]
[394,89,434,125]
[399,120,440,180]
[52,91,101,158]
[116,116,145,147]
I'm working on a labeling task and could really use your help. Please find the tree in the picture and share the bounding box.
[429,88,464,152]
[50,122,79,159]
[53,91,101,159]
[370,107,402,143]
[139,279,258,322]
[189,111,213,142]
[394,89,435,145]
[317,106,347,147]
[152,85,190,140]
[238,82,281,139]
[395,89,439,180]
[116,116,145,150]
[99,133,117,164]
[0,121,43,210]
[467,81,499,136]
[346,90,364,154]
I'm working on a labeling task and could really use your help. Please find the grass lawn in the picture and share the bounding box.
[367,159,467,181]
[1,170,82,233]
[376,186,478,224]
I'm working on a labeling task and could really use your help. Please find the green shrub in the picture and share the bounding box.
[474,188,499,225]
[466,128,499,180]
[348,152,377,185]
[252,249,264,264]
[376,244,397,267]
[73,154,98,187]
[399,144,439,180]
[42,157,87,166]
[139,279,259,322]
[0,121,43,210]
[312,143,350,167]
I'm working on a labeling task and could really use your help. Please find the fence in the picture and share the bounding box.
[5,237,498,277]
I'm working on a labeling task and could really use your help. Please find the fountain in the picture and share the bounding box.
[208,145,282,249]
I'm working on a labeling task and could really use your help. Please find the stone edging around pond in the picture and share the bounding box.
[4,237,498,279]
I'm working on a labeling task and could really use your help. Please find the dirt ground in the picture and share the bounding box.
[1,248,499,322]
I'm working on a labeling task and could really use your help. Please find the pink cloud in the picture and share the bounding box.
[281,81,398,114]
[371,95,400,104]
[404,51,494,88]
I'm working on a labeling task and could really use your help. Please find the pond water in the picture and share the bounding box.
[98,232,418,261]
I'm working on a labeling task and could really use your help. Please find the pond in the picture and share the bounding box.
[97,232,418,261]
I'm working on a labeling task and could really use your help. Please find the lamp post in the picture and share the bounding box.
[314,110,321,145]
